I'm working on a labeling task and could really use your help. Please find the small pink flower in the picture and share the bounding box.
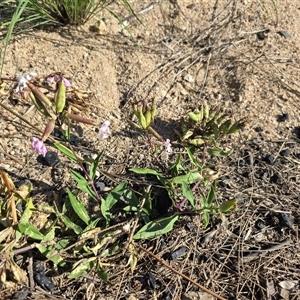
[99,120,110,140]
[47,75,71,87]
[162,139,173,154]
[31,137,47,157]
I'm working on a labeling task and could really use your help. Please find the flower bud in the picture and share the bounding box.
[66,113,98,125]
[55,80,66,113]
[26,81,52,107]
[29,92,52,119]
[41,119,56,142]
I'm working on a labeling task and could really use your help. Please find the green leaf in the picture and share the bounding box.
[206,181,216,206]
[130,167,163,177]
[101,182,127,226]
[133,214,179,240]
[67,188,90,226]
[59,214,82,235]
[186,147,200,168]
[18,223,44,240]
[170,171,202,185]
[97,264,109,282]
[202,211,210,228]
[41,227,56,243]
[19,197,35,223]
[68,259,95,279]
[207,148,233,157]
[70,170,97,200]
[219,199,237,213]
[54,142,77,162]
[181,182,195,208]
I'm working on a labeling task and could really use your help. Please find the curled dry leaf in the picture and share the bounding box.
[279,280,298,290]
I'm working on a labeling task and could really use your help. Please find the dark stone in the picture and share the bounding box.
[280,149,290,157]
[278,213,294,228]
[33,261,45,273]
[40,151,60,166]
[254,126,263,132]
[95,181,105,191]
[255,220,266,230]
[277,113,289,122]
[185,224,194,232]
[265,155,276,165]
[270,173,281,184]
[34,272,55,291]
[171,246,187,260]
[277,30,291,39]
[257,31,266,40]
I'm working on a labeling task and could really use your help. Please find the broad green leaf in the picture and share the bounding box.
[130,167,163,177]
[170,153,183,177]
[41,226,56,243]
[123,189,139,207]
[18,223,44,240]
[181,182,195,208]
[70,170,97,200]
[54,142,77,162]
[70,169,87,183]
[19,197,35,223]
[59,214,82,235]
[36,243,66,266]
[133,214,179,240]
[170,171,202,185]
[101,182,127,226]
[67,188,90,225]
[219,199,237,213]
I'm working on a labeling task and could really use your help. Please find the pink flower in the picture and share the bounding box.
[99,120,110,140]
[47,75,71,87]
[31,137,47,157]
[162,139,173,154]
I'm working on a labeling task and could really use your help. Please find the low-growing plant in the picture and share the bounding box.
[0,71,242,292]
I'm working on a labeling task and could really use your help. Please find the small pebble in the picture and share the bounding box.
[95,181,105,191]
[280,149,290,157]
[277,113,289,122]
[270,173,281,184]
[254,126,263,133]
[277,30,291,39]
[265,154,276,165]
[42,151,60,166]
[278,213,294,228]
[171,246,187,260]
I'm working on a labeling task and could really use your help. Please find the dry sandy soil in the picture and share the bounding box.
[0,0,300,299]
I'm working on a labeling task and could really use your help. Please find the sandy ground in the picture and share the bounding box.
[0,1,300,299]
